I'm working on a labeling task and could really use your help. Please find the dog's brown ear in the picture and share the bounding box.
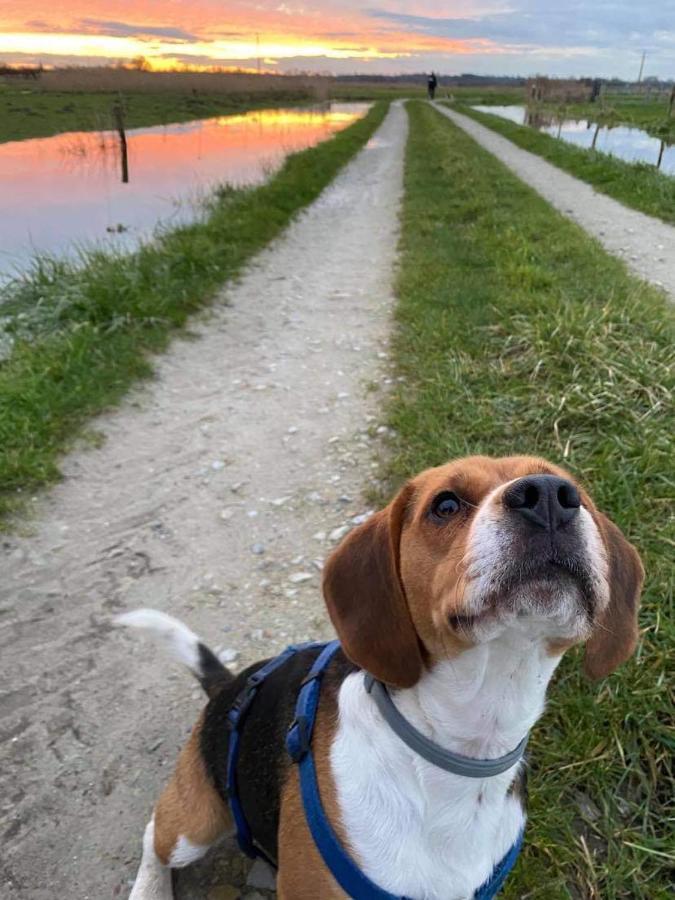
[583,512,644,680]
[322,484,423,688]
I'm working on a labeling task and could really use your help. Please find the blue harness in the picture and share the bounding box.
[226,640,523,899]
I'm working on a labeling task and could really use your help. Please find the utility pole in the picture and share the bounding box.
[637,50,646,83]
[256,33,261,75]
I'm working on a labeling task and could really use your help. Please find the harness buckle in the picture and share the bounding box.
[226,685,256,729]
[299,668,322,688]
[286,714,310,762]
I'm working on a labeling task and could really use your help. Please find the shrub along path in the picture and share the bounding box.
[433,102,675,303]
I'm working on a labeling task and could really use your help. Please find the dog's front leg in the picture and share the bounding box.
[129,818,173,900]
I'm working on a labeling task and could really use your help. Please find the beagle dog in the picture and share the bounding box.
[119,454,643,900]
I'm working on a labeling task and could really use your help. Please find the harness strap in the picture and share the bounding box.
[286,650,523,900]
[287,642,408,900]
[475,829,524,900]
[227,639,523,899]
[226,640,324,862]
[364,675,529,778]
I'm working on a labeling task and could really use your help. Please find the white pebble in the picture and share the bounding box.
[329,525,350,542]
[289,572,312,584]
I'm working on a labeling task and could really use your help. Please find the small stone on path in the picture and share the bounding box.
[329,525,350,542]
[289,572,312,584]
[246,858,277,891]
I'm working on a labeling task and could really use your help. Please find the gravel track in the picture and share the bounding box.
[433,103,675,302]
[0,102,407,900]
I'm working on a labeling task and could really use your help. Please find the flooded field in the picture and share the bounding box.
[472,105,675,174]
[0,103,369,277]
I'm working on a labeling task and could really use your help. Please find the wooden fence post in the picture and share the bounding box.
[657,140,665,169]
[112,98,129,184]
[591,122,601,150]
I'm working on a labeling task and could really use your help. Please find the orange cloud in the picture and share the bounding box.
[0,1,503,70]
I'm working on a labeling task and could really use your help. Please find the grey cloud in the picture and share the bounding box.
[368,2,675,53]
[77,19,202,42]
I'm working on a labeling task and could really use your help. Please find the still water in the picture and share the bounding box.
[471,105,675,174]
[0,103,370,277]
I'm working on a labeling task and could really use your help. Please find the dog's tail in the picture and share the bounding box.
[115,608,234,699]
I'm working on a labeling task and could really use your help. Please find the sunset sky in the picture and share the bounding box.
[0,1,673,79]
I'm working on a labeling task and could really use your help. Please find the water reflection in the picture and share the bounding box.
[471,105,675,174]
[0,103,370,277]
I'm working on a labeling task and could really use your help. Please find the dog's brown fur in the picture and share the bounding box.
[153,715,232,865]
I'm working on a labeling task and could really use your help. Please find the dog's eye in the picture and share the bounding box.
[430,491,461,521]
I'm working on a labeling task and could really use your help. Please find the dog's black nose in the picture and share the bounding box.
[504,475,580,531]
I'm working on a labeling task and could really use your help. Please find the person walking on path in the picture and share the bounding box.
[427,72,438,100]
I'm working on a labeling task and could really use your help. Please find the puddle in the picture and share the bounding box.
[0,103,370,279]
[471,105,675,174]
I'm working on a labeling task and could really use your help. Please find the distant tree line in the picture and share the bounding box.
[0,63,43,79]
[334,72,674,88]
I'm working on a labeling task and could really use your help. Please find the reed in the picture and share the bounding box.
[38,67,325,99]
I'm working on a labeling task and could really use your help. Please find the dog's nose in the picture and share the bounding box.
[504,475,580,531]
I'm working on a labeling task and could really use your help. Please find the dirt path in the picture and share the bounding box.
[434,103,675,302]
[0,102,407,900]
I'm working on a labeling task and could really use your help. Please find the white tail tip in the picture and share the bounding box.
[115,608,202,675]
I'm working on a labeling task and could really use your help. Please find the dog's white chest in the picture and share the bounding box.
[330,672,527,900]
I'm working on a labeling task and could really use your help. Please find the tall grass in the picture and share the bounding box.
[37,67,324,99]
[390,101,674,899]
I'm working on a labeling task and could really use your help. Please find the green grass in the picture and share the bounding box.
[451,103,675,225]
[0,101,388,524]
[330,83,427,101]
[390,101,674,898]
[329,85,522,104]
[0,85,315,144]
[441,85,525,106]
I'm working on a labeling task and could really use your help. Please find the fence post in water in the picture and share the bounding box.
[669,85,675,118]
[591,122,601,150]
[112,98,129,184]
[657,140,665,169]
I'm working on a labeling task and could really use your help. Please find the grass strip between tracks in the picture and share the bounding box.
[388,100,673,899]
